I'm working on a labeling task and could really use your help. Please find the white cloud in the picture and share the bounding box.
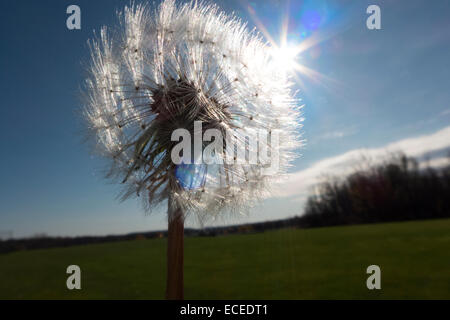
[273,126,450,200]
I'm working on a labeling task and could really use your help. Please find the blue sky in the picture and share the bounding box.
[1,0,449,238]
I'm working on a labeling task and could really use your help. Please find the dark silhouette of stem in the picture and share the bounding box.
[165,196,184,300]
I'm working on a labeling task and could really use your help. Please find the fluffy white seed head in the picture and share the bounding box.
[83,0,302,223]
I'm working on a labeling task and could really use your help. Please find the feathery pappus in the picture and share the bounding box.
[83,0,302,223]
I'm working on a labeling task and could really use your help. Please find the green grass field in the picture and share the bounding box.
[1,219,449,299]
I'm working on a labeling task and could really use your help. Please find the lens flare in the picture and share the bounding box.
[175,163,207,190]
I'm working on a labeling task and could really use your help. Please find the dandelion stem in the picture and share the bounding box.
[165,192,184,300]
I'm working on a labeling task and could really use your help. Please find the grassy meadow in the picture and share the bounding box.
[0,219,449,299]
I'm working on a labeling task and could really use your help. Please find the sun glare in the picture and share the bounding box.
[245,1,341,88]
[271,44,301,71]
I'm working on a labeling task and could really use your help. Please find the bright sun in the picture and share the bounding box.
[271,44,301,71]
[245,4,332,85]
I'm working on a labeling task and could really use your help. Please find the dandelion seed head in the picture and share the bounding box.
[83,0,303,223]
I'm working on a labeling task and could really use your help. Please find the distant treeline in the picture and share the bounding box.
[0,217,304,254]
[301,153,450,227]
[2,153,449,254]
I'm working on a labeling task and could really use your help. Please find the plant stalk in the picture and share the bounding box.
[165,195,184,300]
